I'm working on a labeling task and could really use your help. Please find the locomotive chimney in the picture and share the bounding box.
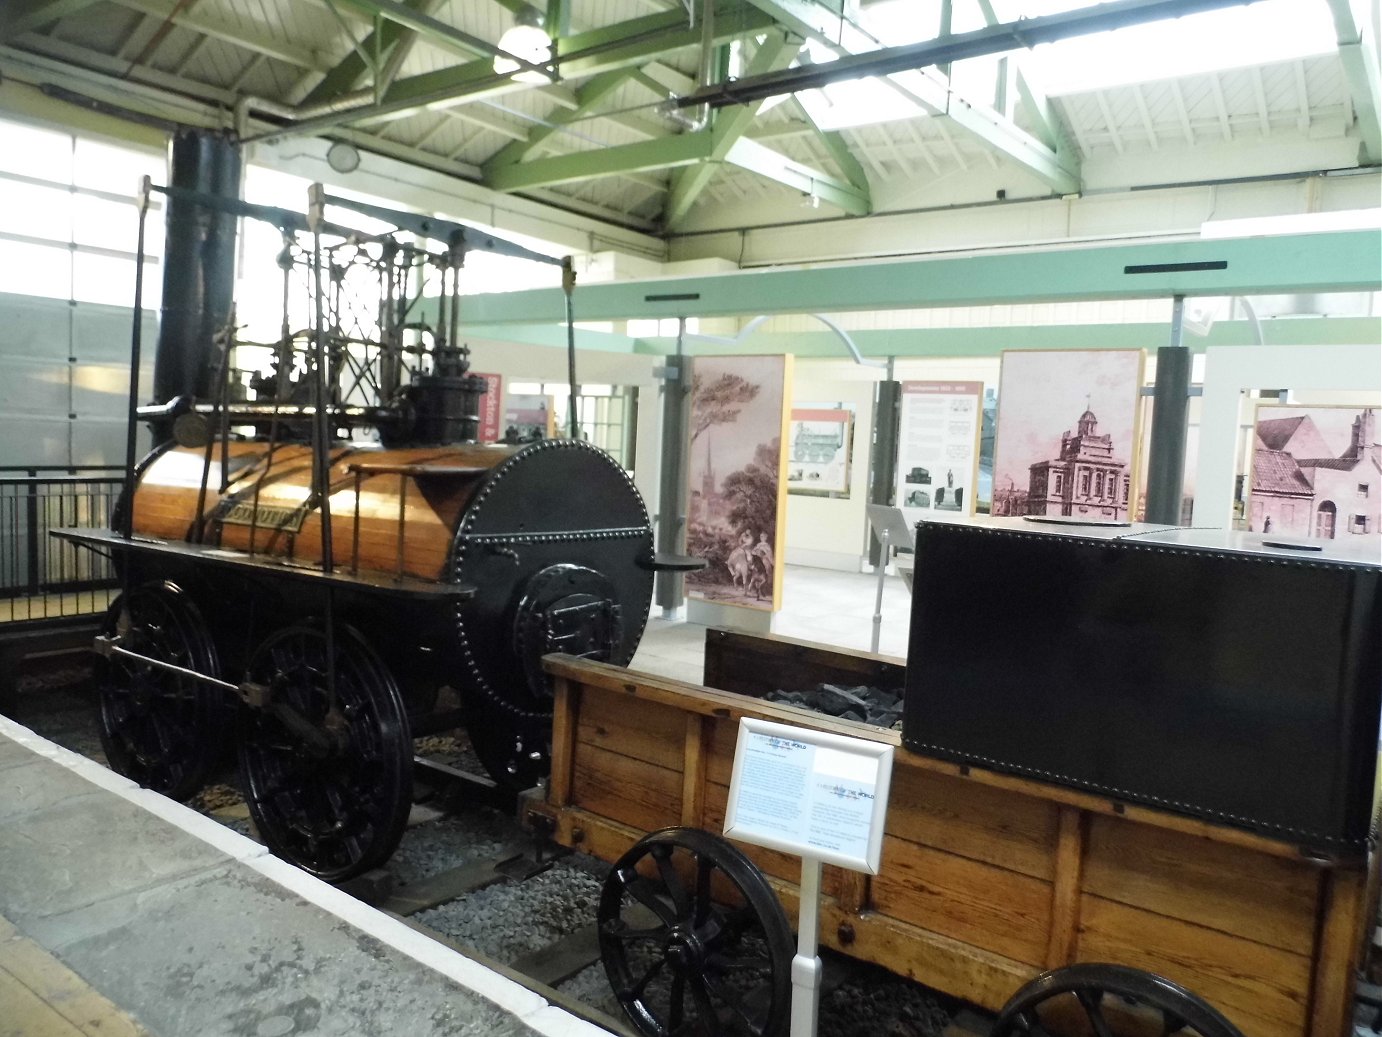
[150,129,241,441]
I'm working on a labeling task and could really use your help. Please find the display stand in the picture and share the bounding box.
[865,504,915,653]
[724,718,894,1037]
[792,857,824,1037]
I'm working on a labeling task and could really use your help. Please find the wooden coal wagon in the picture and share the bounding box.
[527,629,1374,1037]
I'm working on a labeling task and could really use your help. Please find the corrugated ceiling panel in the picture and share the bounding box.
[217,0,338,50]
[191,37,247,87]
[239,55,294,97]
[1302,54,1345,107]
[1217,68,1256,115]
[49,3,137,54]
[152,27,207,72]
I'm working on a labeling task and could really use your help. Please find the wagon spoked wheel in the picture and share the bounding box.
[97,581,225,801]
[597,827,792,1037]
[238,624,411,884]
[990,963,1246,1037]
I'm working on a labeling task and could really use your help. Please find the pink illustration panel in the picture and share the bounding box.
[685,355,791,611]
[1246,404,1380,542]
[991,350,1144,522]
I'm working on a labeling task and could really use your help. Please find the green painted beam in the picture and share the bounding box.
[482,68,632,172]
[628,317,1382,358]
[738,0,846,41]
[329,0,513,64]
[974,0,1069,154]
[1327,0,1382,164]
[1,0,101,38]
[545,0,570,38]
[739,0,1080,194]
[457,320,638,353]
[664,32,803,229]
[292,1,775,135]
[555,3,777,78]
[486,132,714,192]
[302,0,437,105]
[908,74,1080,193]
[724,137,872,215]
[458,231,1382,323]
[792,99,870,193]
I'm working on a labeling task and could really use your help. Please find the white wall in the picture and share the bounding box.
[462,337,663,511]
[670,170,1382,267]
[0,292,154,468]
[783,360,885,571]
[1194,344,1382,526]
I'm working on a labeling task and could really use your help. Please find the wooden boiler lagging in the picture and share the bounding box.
[130,441,512,580]
[126,438,658,720]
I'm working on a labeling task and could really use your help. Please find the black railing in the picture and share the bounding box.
[0,467,124,623]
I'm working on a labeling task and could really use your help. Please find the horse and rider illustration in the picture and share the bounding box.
[727,530,775,600]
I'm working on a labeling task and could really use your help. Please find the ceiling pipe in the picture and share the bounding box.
[676,0,1262,109]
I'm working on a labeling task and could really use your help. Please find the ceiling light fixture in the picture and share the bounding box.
[494,6,551,84]
[326,140,360,174]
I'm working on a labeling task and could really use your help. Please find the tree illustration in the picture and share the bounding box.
[722,438,780,537]
[690,372,760,443]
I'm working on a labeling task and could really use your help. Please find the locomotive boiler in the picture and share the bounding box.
[56,131,691,883]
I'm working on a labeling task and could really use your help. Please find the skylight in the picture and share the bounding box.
[788,0,1339,131]
[1019,0,1338,95]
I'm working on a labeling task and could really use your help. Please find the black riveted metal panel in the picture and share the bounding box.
[903,519,1382,853]
[449,438,655,719]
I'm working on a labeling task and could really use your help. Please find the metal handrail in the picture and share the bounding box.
[0,476,125,487]
[1,470,122,621]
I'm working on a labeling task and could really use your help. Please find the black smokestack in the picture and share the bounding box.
[151,129,241,439]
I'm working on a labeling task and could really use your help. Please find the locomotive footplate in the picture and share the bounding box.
[53,527,478,599]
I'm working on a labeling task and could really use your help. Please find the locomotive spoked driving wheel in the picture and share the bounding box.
[97,581,225,801]
[597,828,792,1037]
[990,963,1246,1037]
[237,624,412,883]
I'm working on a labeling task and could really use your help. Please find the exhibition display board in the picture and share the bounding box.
[684,354,793,612]
[894,381,982,517]
[991,350,1145,521]
[786,405,854,497]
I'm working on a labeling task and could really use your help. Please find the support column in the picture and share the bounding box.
[1144,295,1192,525]
[655,320,689,615]
[868,360,900,567]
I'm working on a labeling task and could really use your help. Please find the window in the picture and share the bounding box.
[1079,471,1090,496]
[1094,472,1104,496]
[505,382,634,467]
[1053,473,1063,494]
[627,317,699,338]
[1353,515,1371,534]
[0,116,164,309]
[1359,483,1370,499]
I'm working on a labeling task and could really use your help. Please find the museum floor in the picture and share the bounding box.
[630,562,913,684]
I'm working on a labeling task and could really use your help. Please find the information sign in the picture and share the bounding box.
[471,371,503,442]
[895,380,983,517]
[724,718,894,874]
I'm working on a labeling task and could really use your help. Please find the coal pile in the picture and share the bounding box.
[764,683,904,729]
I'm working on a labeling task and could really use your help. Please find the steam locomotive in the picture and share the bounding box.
[57,131,690,882]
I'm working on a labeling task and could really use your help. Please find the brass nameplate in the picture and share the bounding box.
[215,500,306,533]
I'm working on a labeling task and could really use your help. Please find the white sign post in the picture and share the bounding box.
[723,718,895,1037]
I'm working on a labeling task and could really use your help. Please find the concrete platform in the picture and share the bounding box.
[0,716,611,1037]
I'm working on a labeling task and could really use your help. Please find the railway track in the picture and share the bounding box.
[14,662,958,1037]
[14,661,1382,1037]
